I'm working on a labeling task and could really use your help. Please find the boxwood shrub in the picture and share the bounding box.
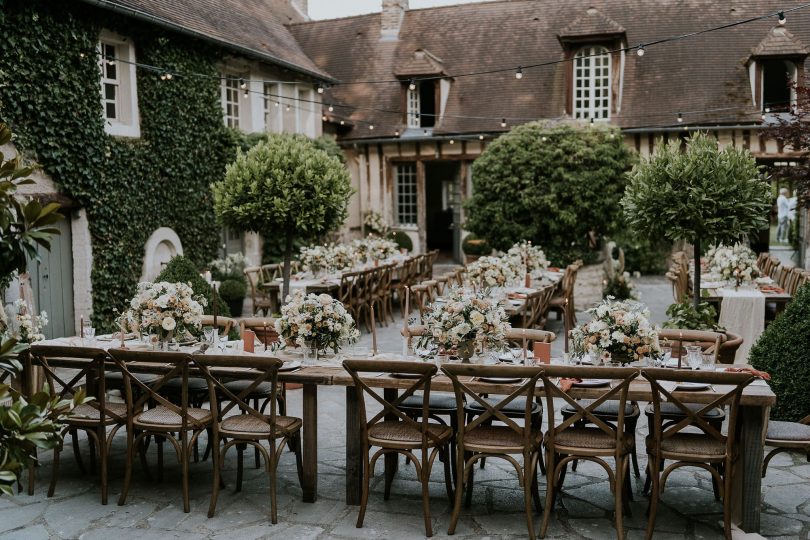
[155,255,230,317]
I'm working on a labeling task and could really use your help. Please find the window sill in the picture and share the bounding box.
[104,121,141,138]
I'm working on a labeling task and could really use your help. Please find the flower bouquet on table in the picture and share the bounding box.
[328,243,357,272]
[128,281,206,347]
[416,288,508,361]
[705,243,759,287]
[299,245,332,276]
[275,291,360,360]
[3,299,47,344]
[571,297,661,365]
[363,210,389,236]
[353,237,398,264]
[505,240,550,279]
[466,255,517,289]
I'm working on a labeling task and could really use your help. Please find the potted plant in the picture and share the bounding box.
[462,234,492,263]
[388,230,413,254]
[218,278,246,317]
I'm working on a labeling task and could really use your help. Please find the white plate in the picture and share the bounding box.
[675,382,710,391]
[508,299,524,306]
[572,379,611,388]
[479,376,523,384]
[279,360,302,372]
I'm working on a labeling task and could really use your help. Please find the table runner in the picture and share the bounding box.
[717,288,765,365]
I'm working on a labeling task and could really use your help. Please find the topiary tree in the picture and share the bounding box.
[212,133,353,300]
[622,133,771,308]
[750,284,810,421]
[464,122,636,265]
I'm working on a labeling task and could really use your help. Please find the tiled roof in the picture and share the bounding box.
[751,26,810,57]
[82,0,333,80]
[290,0,810,141]
[394,49,447,77]
[559,7,625,39]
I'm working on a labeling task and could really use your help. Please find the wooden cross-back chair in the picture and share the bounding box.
[442,363,545,539]
[107,349,215,513]
[200,315,235,337]
[642,368,755,540]
[392,256,420,317]
[409,283,434,323]
[343,359,453,538]
[195,354,303,523]
[545,263,579,331]
[244,266,274,316]
[767,256,782,278]
[763,413,810,477]
[29,344,127,504]
[515,284,556,330]
[756,251,769,272]
[539,365,639,540]
[657,328,726,364]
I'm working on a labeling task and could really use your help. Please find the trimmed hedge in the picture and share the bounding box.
[155,256,230,317]
[750,283,810,421]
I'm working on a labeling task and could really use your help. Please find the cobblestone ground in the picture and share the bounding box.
[2,277,808,540]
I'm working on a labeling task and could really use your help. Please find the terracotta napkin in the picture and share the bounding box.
[725,366,771,380]
[243,330,255,353]
[534,342,551,364]
[558,378,582,392]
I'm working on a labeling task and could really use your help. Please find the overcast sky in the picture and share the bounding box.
[308,0,491,20]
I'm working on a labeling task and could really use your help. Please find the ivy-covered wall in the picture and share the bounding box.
[0,0,235,328]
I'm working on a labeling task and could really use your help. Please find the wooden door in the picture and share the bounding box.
[27,217,74,339]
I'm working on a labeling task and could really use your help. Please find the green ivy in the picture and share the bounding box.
[0,0,235,330]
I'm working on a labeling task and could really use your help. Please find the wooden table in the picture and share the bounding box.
[24,344,775,533]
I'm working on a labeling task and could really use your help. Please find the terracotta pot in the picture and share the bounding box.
[718,331,743,364]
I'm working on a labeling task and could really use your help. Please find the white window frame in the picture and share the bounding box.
[574,46,611,121]
[407,86,421,128]
[394,163,418,227]
[98,30,140,137]
[221,75,243,129]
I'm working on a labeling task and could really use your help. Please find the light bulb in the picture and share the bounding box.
[541,136,547,142]
[449,139,455,144]
[328,104,334,112]
[274,101,279,107]
[166,73,172,80]
[778,11,786,25]
[369,124,375,130]
[160,74,167,81]
[637,45,645,57]
[317,85,324,94]
[479,135,484,140]
[340,120,345,125]
[395,130,400,137]
[677,113,683,123]
[322,115,327,122]
[408,79,416,91]
[515,66,523,80]
[79,52,85,59]
[500,118,507,128]
[239,78,246,89]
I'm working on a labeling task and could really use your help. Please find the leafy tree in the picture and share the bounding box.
[212,133,353,300]
[464,122,636,265]
[622,133,770,307]
[769,77,810,209]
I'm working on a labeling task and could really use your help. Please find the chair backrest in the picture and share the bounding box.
[539,365,639,451]
[768,256,782,278]
[561,264,578,300]
[520,284,556,329]
[30,344,125,424]
[107,349,212,433]
[442,363,544,449]
[425,250,439,279]
[239,317,278,344]
[260,263,281,283]
[410,284,433,321]
[504,327,556,345]
[756,252,769,273]
[642,367,754,459]
[244,266,267,303]
[658,328,726,363]
[201,315,235,335]
[343,359,443,450]
[787,267,804,295]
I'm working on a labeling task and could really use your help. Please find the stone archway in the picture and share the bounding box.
[141,227,183,282]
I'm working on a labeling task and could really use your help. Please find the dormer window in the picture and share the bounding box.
[395,49,447,133]
[406,81,436,128]
[748,27,808,114]
[762,59,796,112]
[574,46,611,120]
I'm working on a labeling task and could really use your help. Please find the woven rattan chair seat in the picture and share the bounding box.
[69,402,128,424]
[399,393,458,412]
[465,397,541,417]
[644,402,725,419]
[547,296,565,307]
[647,433,726,457]
[134,406,212,428]
[561,400,638,418]
[464,425,541,452]
[222,380,273,398]
[548,427,632,452]
[104,371,161,386]
[368,421,452,447]
[766,420,810,443]
[219,414,302,438]
[160,377,209,393]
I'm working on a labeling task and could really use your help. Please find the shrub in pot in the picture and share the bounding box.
[219,279,247,317]
[388,230,413,253]
[462,234,491,263]
[750,284,810,421]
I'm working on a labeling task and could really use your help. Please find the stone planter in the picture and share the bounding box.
[574,263,605,311]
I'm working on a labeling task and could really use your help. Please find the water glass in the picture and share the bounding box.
[657,346,672,368]
[203,327,218,344]
[701,353,715,371]
[82,326,96,344]
[587,350,599,366]
[685,345,703,370]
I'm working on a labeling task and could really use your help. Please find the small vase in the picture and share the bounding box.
[609,351,634,366]
[457,340,476,363]
[303,340,319,366]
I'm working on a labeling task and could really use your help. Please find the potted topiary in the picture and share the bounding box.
[462,234,491,263]
[218,278,246,317]
[388,230,413,254]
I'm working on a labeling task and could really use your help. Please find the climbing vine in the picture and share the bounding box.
[0,0,235,329]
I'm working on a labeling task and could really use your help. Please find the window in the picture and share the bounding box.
[98,31,140,137]
[394,163,418,226]
[574,46,611,120]
[222,76,241,128]
[407,87,420,128]
[297,87,314,136]
[264,83,281,132]
[405,82,436,128]
[762,59,796,112]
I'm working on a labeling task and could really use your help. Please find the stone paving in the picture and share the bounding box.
[2,277,809,540]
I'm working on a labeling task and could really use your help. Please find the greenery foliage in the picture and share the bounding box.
[610,228,671,275]
[218,278,246,302]
[464,123,636,265]
[212,133,353,299]
[461,234,492,256]
[663,299,723,332]
[0,0,234,329]
[622,133,770,306]
[388,230,413,252]
[750,284,810,421]
[155,256,230,317]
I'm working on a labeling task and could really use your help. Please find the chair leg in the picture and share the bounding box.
[181,432,190,513]
[447,445,465,535]
[47,444,61,498]
[88,434,97,473]
[532,456,542,514]
[539,450,556,538]
[269,438,278,525]
[614,457,625,540]
[236,443,245,492]
[464,453,475,508]
[98,426,109,505]
[70,428,86,475]
[208,437,221,518]
[293,434,304,488]
[420,456,433,537]
[645,456,660,540]
[523,453,536,540]
[356,445,371,529]
[118,429,135,506]
[722,461,732,540]
[442,446,454,502]
[384,452,396,501]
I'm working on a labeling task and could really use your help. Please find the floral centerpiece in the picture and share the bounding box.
[705,243,759,286]
[276,291,359,356]
[363,210,389,236]
[505,240,550,278]
[466,256,517,288]
[352,237,398,263]
[299,245,331,274]
[3,299,47,343]
[571,298,661,365]
[329,243,358,272]
[416,288,508,360]
[127,281,206,345]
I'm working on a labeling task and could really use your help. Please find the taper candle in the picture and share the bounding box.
[263,320,268,352]
[80,315,84,338]
[212,283,218,329]
[403,286,410,334]
[563,298,569,353]
[371,304,378,356]
[522,329,527,363]
[119,316,126,349]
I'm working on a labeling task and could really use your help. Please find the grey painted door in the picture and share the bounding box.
[27,217,74,339]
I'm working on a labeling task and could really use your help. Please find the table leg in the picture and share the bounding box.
[733,404,768,533]
[302,383,318,503]
[346,386,363,505]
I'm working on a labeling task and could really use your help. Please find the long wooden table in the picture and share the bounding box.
[24,343,775,533]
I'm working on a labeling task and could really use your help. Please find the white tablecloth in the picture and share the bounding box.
[717,288,765,364]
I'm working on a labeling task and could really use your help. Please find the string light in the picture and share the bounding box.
[340,120,345,125]
[778,10,787,24]
[449,139,455,144]
[541,136,547,142]
[500,118,507,128]
[369,124,375,130]
[79,52,85,59]
[165,73,172,80]
[515,66,523,80]
[274,101,279,107]
[286,104,291,111]
[243,89,249,98]
[160,74,167,81]
[479,135,484,140]
[408,79,416,91]
[317,84,324,94]
[637,44,645,57]
[677,112,683,123]
[395,129,400,136]
[328,104,334,112]
[322,114,328,121]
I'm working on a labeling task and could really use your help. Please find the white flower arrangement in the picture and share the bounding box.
[363,210,389,236]
[505,240,550,279]
[466,256,517,288]
[3,299,48,343]
[209,252,247,278]
[352,237,398,262]
[417,288,508,351]
[127,281,206,340]
[276,291,359,353]
[705,243,759,284]
[300,243,358,274]
[571,298,661,364]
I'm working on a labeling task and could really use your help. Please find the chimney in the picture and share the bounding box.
[381,0,408,41]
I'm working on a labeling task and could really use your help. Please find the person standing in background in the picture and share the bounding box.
[776,187,790,243]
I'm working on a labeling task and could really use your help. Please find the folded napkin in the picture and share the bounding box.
[725,366,771,380]
[759,285,785,294]
[547,266,560,272]
[558,378,582,392]
[507,292,527,299]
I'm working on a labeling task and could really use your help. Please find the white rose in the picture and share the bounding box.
[318,294,332,306]
[161,317,177,331]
